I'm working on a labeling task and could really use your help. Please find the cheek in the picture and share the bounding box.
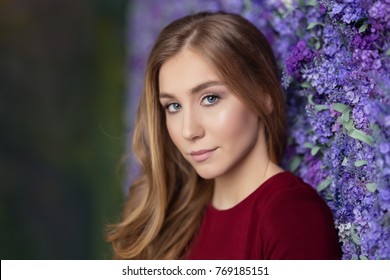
[211,104,258,140]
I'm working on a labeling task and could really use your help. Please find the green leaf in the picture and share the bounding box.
[314,104,329,112]
[301,81,312,89]
[297,0,305,8]
[351,232,360,245]
[307,94,314,105]
[359,23,368,33]
[307,0,318,7]
[315,41,321,50]
[354,160,368,167]
[351,225,360,245]
[342,157,348,166]
[386,48,390,56]
[366,183,378,193]
[333,103,350,113]
[304,142,314,149]
[359,255,368,260]
[243,0,252,11]
[307,22,324,30]
[311,146,320,156]
[289,156,302,173]
[343,119,354,132]
[317,177,331,192]
[340,109,351,123]
[348,128,374,147]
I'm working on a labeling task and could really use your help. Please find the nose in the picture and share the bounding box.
[182,108,204,141]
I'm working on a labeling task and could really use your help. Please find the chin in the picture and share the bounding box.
[193,167,221,180]
[197,173,216,180]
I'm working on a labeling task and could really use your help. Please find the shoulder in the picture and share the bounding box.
[258,171,333,226]
[256,172,341,259]
[255,171,326,210]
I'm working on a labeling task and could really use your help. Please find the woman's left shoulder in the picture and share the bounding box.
[259,171,327,208]
[259,171,337,234]
[258,172,341,259]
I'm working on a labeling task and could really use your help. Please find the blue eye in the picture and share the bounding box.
[202,95,219,105]
[166,103,181,113]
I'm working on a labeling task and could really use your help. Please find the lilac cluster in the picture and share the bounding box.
[286,41,315,76]
[128,0,390,259]
[264,0,390,259]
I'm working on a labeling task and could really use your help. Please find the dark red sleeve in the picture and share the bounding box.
[260,186,342,260]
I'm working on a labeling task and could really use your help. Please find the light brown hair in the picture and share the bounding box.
[107,11,286,259]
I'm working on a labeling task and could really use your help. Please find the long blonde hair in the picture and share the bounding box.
[107,11,286,259]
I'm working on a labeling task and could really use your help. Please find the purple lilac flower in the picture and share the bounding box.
[303,155,323,188]
[323,25,344,57]
[369,1,390,28]
[285,41,314,75]
[319,3,327,14]
[323,0,368,24]
[307,107,334,144]
[353,49,382,71]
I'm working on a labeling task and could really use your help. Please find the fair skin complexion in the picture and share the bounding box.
[159,48,283,210]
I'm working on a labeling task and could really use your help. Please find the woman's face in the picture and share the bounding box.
[158,48,263,180]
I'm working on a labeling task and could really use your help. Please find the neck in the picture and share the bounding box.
[211,133,283,210]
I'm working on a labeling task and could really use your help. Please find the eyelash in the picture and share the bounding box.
[165,102,181,113]
[164,94,220,114]
[201,94,220,106]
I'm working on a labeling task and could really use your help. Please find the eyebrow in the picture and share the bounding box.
[159,80,224,99]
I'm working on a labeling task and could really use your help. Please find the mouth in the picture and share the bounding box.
[189,148,218,162]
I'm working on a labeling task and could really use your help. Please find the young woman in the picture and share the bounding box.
[107,11,341,260]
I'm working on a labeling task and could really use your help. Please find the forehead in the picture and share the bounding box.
[158,48,221,94]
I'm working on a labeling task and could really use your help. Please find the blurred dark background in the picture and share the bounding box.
[0,0,128,259]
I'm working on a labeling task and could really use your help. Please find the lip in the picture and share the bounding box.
[189,148,217,162]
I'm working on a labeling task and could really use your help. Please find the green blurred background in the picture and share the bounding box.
[0,0,128,259]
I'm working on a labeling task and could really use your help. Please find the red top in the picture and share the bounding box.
[185,171,341,260]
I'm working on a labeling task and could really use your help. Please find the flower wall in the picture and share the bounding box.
[127,0,390,259]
